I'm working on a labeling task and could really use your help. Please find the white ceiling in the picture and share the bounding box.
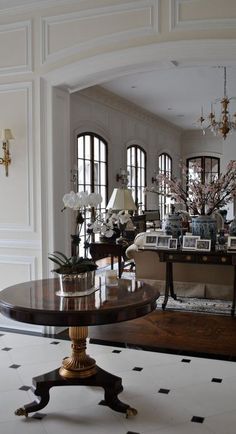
[101,64,236,131]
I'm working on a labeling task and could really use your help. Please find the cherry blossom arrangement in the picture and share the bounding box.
[145,160,236,216]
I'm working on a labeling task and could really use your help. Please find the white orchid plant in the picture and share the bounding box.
[48,190,103,274]
[87,209,132,239]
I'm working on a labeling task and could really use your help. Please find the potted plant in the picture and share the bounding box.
[48,251,98,297]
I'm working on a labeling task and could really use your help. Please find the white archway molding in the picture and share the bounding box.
[44,39,236,92]
[40,37,236,276]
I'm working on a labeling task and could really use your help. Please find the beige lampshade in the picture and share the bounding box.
[106,188,137,211]
[1,129,14,141]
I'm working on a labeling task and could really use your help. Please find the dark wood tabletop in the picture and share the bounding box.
[0,276,159,327]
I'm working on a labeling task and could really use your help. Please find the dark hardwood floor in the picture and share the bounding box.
[89,310,236,360]
[57,258,236,361]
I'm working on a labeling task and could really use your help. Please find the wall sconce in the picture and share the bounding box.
[0,129,14,177]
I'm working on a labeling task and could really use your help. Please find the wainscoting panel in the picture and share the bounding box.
[0,20,32,75]
[0,254,44,332]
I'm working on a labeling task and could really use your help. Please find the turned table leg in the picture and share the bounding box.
[60,326,96,378]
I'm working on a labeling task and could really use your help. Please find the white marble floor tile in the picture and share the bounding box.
[204,409,236,434]
[0,365,23,392]
[1,330,236,434]
[0,389,32,422]
[0,419,47,434]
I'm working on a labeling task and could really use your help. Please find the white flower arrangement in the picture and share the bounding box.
[88,210,133,238]
[62,190,102,211]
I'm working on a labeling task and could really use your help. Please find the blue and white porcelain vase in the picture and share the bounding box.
[192,215,217,246]
[164,213,182,239]
[229,216,236,236]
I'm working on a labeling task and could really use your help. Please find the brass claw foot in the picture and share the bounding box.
[15,407,28,417]
[126,407,138,418]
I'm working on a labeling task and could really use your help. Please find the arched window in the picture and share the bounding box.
[77,133,108,253]
[186,156,220,214]
[127,145,146,212]
[158,153,172,219]
[186,156,220,184]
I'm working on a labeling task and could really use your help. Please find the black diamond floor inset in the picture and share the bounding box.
[132,367,143,371]
[181,358,191,363]
[2,347,12,351]
[19,385,31,391]
[191,416,205,423]
[50,341,60,345]
[211,377,222,383]
[112,349,121,353]
[9,364,21,369]
[158,388,170,394]
[32,412,47,420]
[126,431,140,434]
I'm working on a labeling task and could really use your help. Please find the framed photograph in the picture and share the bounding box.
[156,235,172,249]
[144,234,158,248]
[196,239,211,251]
[168,238,178,249]
[227,236,236,250]
[182,235,200,250]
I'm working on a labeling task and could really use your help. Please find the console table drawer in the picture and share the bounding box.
[197,255,231,265]
[165,253,196,263]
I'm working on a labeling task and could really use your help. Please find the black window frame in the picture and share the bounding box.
[127,144,147,212]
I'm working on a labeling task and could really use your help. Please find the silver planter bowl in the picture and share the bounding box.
[56,270,96,297]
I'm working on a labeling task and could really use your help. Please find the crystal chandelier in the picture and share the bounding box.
[199,67,236,140]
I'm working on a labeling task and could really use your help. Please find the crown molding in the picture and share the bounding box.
[78,85,182,135]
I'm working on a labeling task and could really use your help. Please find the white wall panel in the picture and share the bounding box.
[170,0,236,31]
[0,254,36,290]
[0,254,43,332]
[0,20,32,75]
[0,82,35,232]
[41,0,159,64]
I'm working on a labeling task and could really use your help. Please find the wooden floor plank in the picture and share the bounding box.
[88,310,236,359]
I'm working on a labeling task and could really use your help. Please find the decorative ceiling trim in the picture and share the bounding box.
[170,0,236,32]
[0,0,82,15]
[41,0,159,65]
[0,20,32,76]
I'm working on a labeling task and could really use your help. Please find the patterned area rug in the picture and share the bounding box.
[157,295,232,316]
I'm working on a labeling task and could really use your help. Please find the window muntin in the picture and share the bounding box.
[77,133,108,254]
[158,153,172,220]
[127,145,146,212]
[187,156,220,185]
[186,156,220,213]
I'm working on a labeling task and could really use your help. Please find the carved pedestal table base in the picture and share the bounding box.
[15,326,137,418]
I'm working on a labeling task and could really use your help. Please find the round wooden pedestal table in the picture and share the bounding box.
[0,275,159,419]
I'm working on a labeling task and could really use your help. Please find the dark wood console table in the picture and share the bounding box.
[156,249,236,316]
[0,276,159,418]
[89,242,129,278]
